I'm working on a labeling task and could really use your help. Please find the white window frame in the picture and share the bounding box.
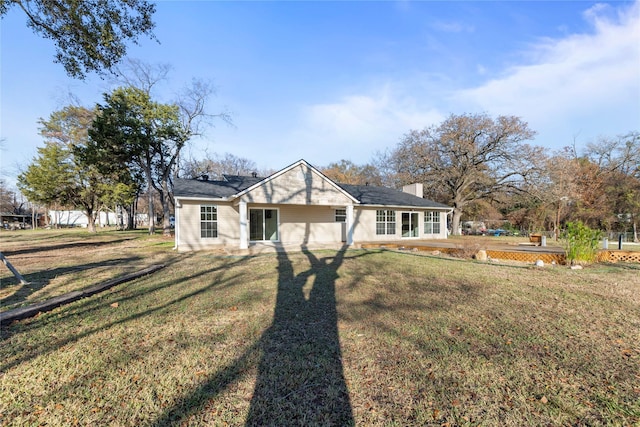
[424,211,441,235]
[335,209,346,222]
[376,209,396,235]
[200,205,218,238]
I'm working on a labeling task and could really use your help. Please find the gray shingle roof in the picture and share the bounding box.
[338,184,450,208]
[174,177,450,209]
[173,177,262,199]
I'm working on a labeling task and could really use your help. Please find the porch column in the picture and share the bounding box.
[346,205,354,245]
[239,200,248,250]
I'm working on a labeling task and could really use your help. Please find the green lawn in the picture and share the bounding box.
[1,230,639,426]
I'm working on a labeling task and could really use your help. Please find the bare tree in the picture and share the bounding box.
[101,59,232,235]
[180,153,259,180]
[388,113,538,235]
[321,160,383,186]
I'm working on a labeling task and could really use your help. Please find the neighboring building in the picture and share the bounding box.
[1,213,32,230]
[49,210,118,227]
[173,159,452,252]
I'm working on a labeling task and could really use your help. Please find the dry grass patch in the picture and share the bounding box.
[0,229,175,312]
[1,231,639,426]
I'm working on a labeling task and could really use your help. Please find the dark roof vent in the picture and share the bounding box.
[251,171,258,178]
[201,174,209,181]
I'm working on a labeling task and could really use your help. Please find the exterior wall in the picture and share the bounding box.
[177,200,348,251]
[177,200,240,251]
[279,205,344,245]
[352,207,448,242]
[240,163,353,206]
[352,207,397,242]
[176,199,449,251]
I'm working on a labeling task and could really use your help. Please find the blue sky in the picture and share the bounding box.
[2,0,639,186]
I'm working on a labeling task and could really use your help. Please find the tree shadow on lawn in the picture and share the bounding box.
[0,256,143,310]
[151,247,372,426]
[0,255,253,371]
[1,237,137,257]
[244,246,354,425]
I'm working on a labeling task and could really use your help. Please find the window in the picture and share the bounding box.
[200,205,218,238]
[424,211,441,234]
[335,209,346,222]
[376,210,396,235]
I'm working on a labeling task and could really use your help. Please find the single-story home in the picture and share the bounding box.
[173,159,452,252]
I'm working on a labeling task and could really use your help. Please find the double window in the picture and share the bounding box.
[424,211,441,234]
[376,210,396,235]
[200,205,218,238]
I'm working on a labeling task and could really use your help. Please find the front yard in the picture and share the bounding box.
[1,230,639,425]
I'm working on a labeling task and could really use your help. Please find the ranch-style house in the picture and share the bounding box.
[173,159,452,252]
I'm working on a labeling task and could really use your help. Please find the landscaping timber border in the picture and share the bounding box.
[0,264,165,326]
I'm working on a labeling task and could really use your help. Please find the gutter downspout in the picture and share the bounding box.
[173,198,180,250]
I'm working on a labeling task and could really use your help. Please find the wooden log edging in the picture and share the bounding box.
[0,264,165,326]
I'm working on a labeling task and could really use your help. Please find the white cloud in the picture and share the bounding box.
[452,1,640,145]
[282,83,444,165]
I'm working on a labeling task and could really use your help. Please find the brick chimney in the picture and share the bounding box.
[402,183,423,198]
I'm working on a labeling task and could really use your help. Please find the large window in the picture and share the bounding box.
[424,211,441,234]
[250,208,279,241]
[376,210,396,235]
[200,205,218,238]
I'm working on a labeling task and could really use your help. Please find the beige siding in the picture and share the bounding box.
[352,207,448,242]
[240,163,353,206]
[279,205,344,244]
[177,198,448,252]
[352,208,397,242]
[177,200,240,251]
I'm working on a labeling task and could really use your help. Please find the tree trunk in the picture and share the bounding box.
[161,178,172,236]
[128,201,135,230]
[451,208,463,236]
[86,208,97,233]
[144,166,156,234]
[147,189,155,234]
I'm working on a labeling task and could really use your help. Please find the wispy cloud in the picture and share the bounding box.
[452,1,640,142]
[282,84,444,164]
[431,21,475,33]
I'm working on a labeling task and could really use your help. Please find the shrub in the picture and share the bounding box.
[562,221,603,265]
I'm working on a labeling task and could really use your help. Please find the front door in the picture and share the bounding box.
[401,212,419,238]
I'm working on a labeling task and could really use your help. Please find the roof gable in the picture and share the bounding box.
[237,160,358,205]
